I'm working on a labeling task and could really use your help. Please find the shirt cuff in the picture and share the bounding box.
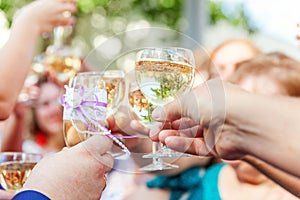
[12,190,50,200]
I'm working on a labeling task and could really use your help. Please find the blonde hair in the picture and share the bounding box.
[229,52,300,97]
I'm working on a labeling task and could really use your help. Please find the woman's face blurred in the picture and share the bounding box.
[212,43,257,80]
[35,82,63,135]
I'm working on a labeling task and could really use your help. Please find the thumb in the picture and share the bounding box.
[152,79,226,128]
[151,100,182,122]
[151,87,202,124]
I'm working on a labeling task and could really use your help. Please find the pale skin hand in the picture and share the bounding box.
[14,0,77,35]
[151,79,300,178]
[0,190,15,200]
[0,0,77,119]
[21,135,114,200]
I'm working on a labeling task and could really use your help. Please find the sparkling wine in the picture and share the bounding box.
[128,87,155,127]
[135,60,194,105]
[63,119,109,147]
[63,120,85,147]
[45,55,81,84]
[103,77,125,116]
[0,161,37,192]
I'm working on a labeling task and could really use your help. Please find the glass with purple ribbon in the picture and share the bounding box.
[61,71,131,158]
[62,72,108,147]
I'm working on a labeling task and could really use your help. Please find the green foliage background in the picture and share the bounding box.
[0,0,183,29]
[0,0,254,54]
[0,0,184,54]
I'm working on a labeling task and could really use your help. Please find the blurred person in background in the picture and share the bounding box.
[210,38,261,80]
[1,75,66,154]
[26,76,65,154]
[226,52,300,198]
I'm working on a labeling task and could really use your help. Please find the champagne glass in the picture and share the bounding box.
[100,70,127,157]
[135,47,195,161]
[62,72,108,147]
[0,152,43,193]
[18,54,45,105]
[102,70,125,117]
[128,82,178,171]
[62,71,130,157]
[128,82,155,126]
[44,26,82,85]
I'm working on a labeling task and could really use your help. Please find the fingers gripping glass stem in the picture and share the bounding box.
[135,47,195,170]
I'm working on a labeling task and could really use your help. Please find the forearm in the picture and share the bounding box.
[0,114,24,152]
[226,84,300,177]
[0,19,40,119]
[243,155,300,198]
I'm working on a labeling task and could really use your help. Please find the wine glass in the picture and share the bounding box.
[18,54,46,105]
[102,70,126,117]
[128,82,178,171]
[62,71,130,157]
[44,26,82,85]
[0,152,43,193]
[135,47,195,161]
[62,72,108,147]
[99,70,127,157]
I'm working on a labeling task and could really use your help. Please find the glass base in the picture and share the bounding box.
[143,146,191,158]
[139,161,178,171]
[110,150,130,160]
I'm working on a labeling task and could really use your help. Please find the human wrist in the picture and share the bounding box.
[11,1,45,38]
[222,83,254,156]
[12,13,41,38]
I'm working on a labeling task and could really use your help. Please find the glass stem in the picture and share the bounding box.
[53,26,64,47]
[152,141,163,164]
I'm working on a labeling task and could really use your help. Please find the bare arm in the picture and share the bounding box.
[0,114,24,152]
[151,79,300,177]
[0,0,76,119]
[226,86,300,177]
[0,16,40,118]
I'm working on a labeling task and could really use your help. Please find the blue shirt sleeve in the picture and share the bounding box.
[12,190,50,200]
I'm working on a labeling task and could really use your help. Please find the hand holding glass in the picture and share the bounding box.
[135,47,195,169]
[62,71,129,157]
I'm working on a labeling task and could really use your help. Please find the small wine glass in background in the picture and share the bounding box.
[135,47,195,169]
[0,152,43,193]
[44,26,82,86]
[101,70,127,157]
[18,54,45,105]
[128,82,155,127]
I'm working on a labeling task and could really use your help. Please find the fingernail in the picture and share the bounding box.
[152,107,163,120]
